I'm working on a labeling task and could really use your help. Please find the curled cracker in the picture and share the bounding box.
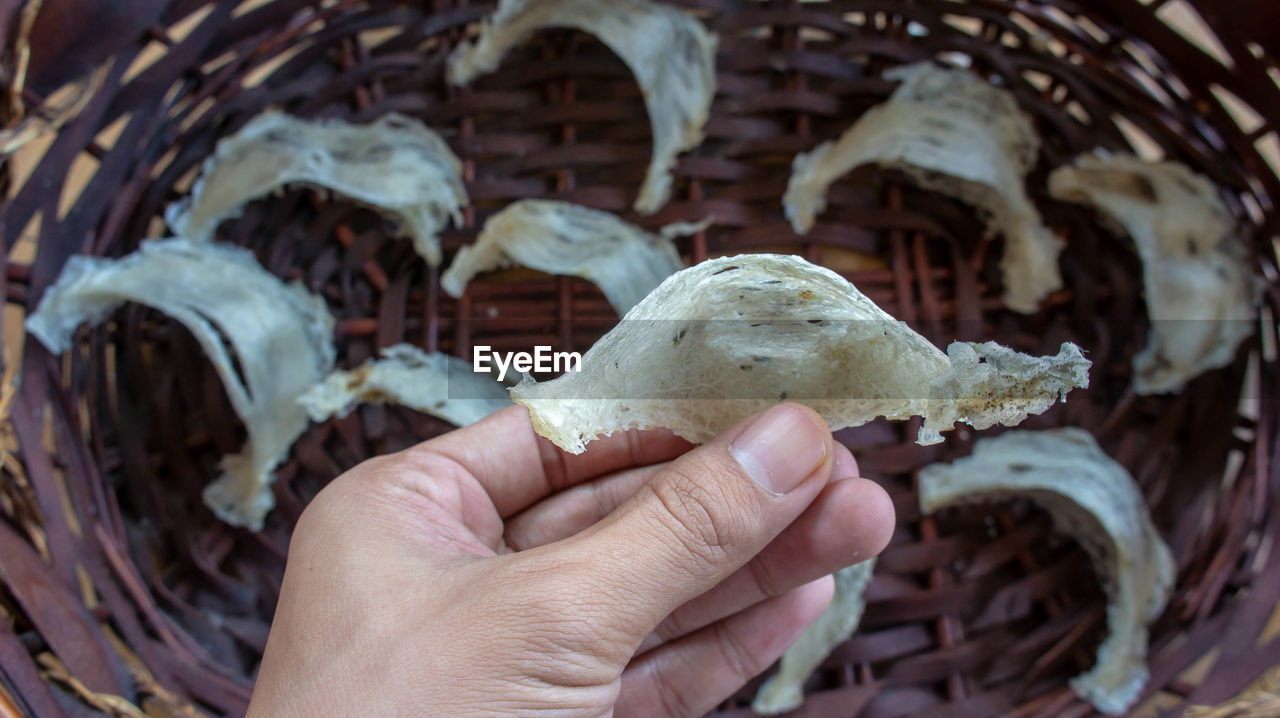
[442,200,701,314]
[448,0,716,214]
[27,239,335,530]
[165,112,466,265]
[919,428,1175,714]
[300,344,512,427]
[784,63,1061,313]
[1049,152,1259,394]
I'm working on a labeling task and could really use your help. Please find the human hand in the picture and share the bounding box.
[247,403,894,717]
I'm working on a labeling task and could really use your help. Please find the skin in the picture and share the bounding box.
[248,403,894,717]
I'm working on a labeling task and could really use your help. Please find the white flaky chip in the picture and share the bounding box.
[447,0,716,214]
[918,428,1174,715]
[300,344,512,427]
[784,63,1061,313]
[753,559,876,714]
[164,111,467,265]
[511,254,1089,453]
[26,239,335,530]
[442,200,705,314]
[1048,152,1259,394]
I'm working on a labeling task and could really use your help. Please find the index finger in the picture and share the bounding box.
[415,405,692,517]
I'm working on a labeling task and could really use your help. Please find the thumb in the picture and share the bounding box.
[568,403,834,637]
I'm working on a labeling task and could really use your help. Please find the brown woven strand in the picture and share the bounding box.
[2,0,1279,716]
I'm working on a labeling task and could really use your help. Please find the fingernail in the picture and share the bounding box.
[729,405,827,495]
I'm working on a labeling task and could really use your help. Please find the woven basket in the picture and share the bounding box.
[2,0,1278,716]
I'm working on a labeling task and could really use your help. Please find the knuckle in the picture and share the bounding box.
[587,476,615,520]
[624,428,646,468]
[347,451,402,480]
[712,620,761,681]
[364,447,450,484]
[291,502,327,545]
[746,554,783,600]
[650,660,699,718]
[536,434,574,493]
[295,474,357,536]
[652,609,693,644]
[647,465,739,568]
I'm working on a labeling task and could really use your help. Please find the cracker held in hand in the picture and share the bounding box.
[512,254,1089,453]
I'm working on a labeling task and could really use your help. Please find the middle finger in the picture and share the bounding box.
[637,474,892,653]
